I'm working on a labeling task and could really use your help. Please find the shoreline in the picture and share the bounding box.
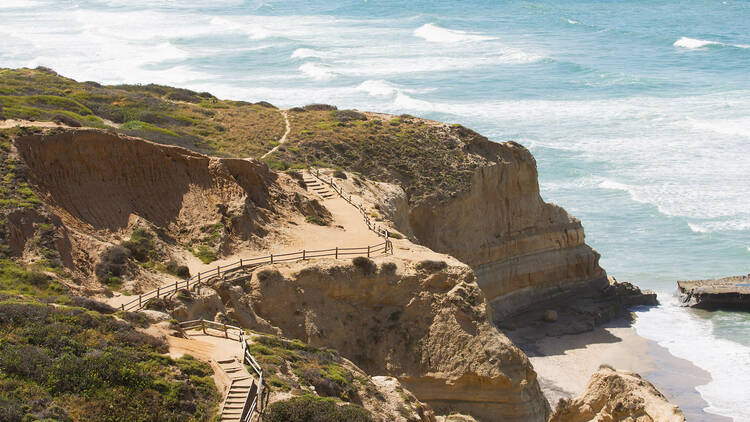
[518,318,730,421]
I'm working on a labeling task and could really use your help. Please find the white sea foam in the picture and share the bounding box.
[291,48,333,59]
[0,0,42,8]
[298,62,335,80]
[633,297,750,421]
[686,117,750,138]
[688,223,711,234]
[413,23,495,43]
[566,19,580,25]
[355,80,400,98]
[674,36,750,50]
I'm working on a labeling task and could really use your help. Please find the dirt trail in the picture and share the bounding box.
[260,110,290,159]
[0,119,68,129]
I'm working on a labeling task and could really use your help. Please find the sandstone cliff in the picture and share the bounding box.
[358,137,607,320]
[185,257,550,422]
[550,366,685,422]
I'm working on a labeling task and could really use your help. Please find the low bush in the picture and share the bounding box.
[254,101,277,109]
[303,104,338,111]
[415,260,447,273]
[122,229,156,262]
[387,231,403,240]
[265,395,372,422]
[94,245,130,281]
[380,262,397,275]
[331,110,366,122]
[51,113,82,127]
[165,260,190,279]
[305,215,327,226]
[0,300,219,420]
[333,169,347,179]
[352,257,377,275]
[193,245,217,264]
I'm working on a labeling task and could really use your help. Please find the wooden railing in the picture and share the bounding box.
[120,241,392,312]
[307,167,391,239]
[179,320,263,421]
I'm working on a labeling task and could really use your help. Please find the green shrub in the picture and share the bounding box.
[265,395,372,422]
[333,170,347,179]
[386,231,403,240]
[193,245,217,264]
[0,300,219,420]
[122,229,156,262]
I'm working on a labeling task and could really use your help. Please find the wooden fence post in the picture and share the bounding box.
[335,247,338,259]
[270,254,273,264]
[175,280,178,292]
[302,250,306,260]
[367,246,370,257]
[217,265,221,277]
[223,323,228,338]
[121,303,124,311]
[200,318,206,334]
[156,287,160,298]
[138,295,142,307]
[240,258,243,267]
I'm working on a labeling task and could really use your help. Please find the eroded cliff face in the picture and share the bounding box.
[199,257,550,422]
[9,128,320,291]
[382,141,607,319]
[550,366,686,422]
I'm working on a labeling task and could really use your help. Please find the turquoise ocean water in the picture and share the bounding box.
[1,0,748,419]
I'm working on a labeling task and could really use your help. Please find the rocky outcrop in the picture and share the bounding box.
[378,140,607,320]
[678,275,750,311]
[204,257,549,421]
[550,366,685,422]
[501,278,657,345]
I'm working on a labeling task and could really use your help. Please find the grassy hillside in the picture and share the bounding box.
[0,67,285,157]
[1,68,506,203]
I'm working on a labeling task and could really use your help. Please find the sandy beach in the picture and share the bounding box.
[519,318,731,421]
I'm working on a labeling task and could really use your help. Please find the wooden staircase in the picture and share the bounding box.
[218,358,258,422]
[303,172,335,200]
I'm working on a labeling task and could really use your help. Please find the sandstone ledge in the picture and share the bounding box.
[678,274,750,311]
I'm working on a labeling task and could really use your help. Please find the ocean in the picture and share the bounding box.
[1,0,748,419]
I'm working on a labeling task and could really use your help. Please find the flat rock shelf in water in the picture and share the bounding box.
[678,275,750,311]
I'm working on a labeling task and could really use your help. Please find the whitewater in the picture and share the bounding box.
[1,0,749,420]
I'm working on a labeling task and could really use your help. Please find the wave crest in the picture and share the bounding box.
[674,36,749,50]
[413,23,495,43]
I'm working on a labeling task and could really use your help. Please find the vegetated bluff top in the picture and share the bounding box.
[0,67,519,203]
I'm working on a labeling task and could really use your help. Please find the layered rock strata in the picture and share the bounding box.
[377,140,608,319]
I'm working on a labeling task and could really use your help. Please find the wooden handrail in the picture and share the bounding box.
[180,321,263,421]
[305,166,393,240]
[120,240,392,312]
